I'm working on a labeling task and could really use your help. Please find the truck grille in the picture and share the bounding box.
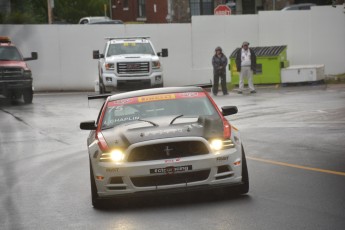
[127,141,209,162]
[117,62,149,75]
[130,169,211,187]
[0,67,23,77]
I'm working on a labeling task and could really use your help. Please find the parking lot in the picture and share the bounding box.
[1,84,345,230]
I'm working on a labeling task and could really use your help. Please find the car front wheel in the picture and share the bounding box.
[89,159,107,209]
[236,145,249,194]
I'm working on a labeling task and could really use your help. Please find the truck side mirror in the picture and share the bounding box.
[93,50,103,59]
[31,52,38,60]
[158,48,168,57]
[23,52,38,61]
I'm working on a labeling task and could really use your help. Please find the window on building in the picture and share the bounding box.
[190,0,214,16]
[123,0,129,8]
[138,0,146,18]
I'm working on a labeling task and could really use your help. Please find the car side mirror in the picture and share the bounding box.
[158,48,168,57]
[221,106,238,116]
[80,120,97,130]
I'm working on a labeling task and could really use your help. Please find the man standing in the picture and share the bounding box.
[236,41,257,94]
[212,46,228,96]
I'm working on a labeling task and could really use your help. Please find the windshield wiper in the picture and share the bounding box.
[170,114,184,125]
[137,119,158,127]
[102,119,158,130]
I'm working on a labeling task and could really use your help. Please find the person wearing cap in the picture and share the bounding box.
[212,46,228,96]
[236,41,257,94]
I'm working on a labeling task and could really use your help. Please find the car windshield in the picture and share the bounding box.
[101,92,218,130]
[106,42,155,56]
[0,46,22,61]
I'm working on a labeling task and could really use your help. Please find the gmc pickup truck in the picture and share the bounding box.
[93,37,168,93]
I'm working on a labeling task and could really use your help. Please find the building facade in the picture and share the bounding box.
[109,0,344,23]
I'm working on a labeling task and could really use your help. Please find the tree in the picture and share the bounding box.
[53,0,108,23]
[1,0,109,24]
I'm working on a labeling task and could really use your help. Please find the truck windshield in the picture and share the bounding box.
[107,43,155,56]
[0,47,22,61]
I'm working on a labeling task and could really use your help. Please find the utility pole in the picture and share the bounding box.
[47,0,54,24]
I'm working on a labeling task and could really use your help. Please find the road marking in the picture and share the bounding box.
[247,156,345,177]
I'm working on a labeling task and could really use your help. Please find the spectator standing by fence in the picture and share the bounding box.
[212,46,228,96]
[236,41,257,94]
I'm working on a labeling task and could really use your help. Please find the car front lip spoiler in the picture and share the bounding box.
[97,182,244,200]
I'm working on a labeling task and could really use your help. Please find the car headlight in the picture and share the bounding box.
[105,63,115,70]
[152,61,161,69]
[210,139,223,151]
[110,150,125,162]
[209,139,235,151]
[100,149,125,163]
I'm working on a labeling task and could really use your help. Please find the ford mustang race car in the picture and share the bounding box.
[80,86,249,208]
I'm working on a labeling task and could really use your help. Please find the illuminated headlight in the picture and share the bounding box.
[100,149,125,163]
[105,63,115,70]
[110,150,125,162]
[152,61,161,69]
[210,139,235,151]
[210,139,223,151]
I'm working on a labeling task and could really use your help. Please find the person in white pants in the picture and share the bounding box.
[235,41,257,94]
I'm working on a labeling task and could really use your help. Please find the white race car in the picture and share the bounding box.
[80,85,249,208]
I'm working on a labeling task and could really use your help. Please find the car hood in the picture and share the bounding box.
[101,115,224,148]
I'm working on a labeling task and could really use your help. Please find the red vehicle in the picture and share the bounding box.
[0,36,38,103]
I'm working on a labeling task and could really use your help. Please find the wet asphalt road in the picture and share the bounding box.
[1,84,345,230]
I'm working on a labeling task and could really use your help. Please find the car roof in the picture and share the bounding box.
[89,20,124,24]
[281,3,316,11]
[108,86,206,101]
[79,16,111,24]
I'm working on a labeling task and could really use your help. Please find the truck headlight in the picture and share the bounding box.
[23,70,32,78]
[152,61,161,69]
[105,63,115,70]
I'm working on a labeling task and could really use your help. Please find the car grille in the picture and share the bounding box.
[127,141,209,162]
[130,169,211,187]
[0,67,23,77]
[117,62,149,74]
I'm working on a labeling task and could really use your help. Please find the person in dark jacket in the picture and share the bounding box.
[212,46,228,96]
[236,41,257,94]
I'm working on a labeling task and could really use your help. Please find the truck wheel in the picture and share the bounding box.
[23,89,33,104]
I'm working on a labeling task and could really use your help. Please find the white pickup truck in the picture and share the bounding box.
[93,37,168,93]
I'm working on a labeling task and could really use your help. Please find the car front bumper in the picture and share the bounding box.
[90,144,243,198]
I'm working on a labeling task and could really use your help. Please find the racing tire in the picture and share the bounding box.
[89,159,107,209]
[23,89,33,104]
[236,145,249,194]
